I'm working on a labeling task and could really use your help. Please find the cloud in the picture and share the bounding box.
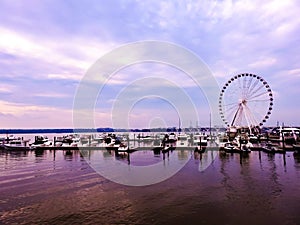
[33,92,71,98]
[287,68,300,76]
[0,83,15,94]
[0,100,60,116]
[0,0,300,128]
[47,73,82,81]
[0,25,117,80]
[248,57,277,69]
[0,100,73,128]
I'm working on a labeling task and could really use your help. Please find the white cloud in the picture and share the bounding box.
[287,68,300,76]
[248,57,277,69]
[33,92,70,98]
[0,100,61,116]
[47,73,82,81]
[0,26,117,79]
[0,84,15,93]
[0,100,73,128]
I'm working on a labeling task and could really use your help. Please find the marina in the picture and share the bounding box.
[0,71,299,224]
[1,144,300,224]
[1,128,299,153]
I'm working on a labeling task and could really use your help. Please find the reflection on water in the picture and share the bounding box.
[0,149,300,225]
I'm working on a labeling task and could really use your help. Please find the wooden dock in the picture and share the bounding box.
[31,145,295,152]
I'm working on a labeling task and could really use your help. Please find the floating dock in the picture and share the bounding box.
[28,144,295,152]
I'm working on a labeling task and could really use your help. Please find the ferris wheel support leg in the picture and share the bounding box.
[242,104,252,134]
[231,104,242,127]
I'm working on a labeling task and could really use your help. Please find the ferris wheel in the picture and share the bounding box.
[219,73,273,129]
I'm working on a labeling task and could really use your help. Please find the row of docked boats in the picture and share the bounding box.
[0,135,53,151]
[218,126,300,154]
[0,132,209,153]
[3,127,298,154]
[133,132,210,146]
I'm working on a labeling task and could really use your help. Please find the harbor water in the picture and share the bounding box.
[1,147,300,225]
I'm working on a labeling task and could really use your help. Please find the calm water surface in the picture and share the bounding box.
[0,148,300,225]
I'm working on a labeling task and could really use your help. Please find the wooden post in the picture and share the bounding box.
[240,153,242,165]
[281,132,285,151]
[127,152,130,165]
[239,136,242,150]
[127,135,129,150]
[200,136,202,151]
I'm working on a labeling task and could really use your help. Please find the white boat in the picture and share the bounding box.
[193,133,208,146]
[92,133,105,143]
[223,142,239,153]
[105,137,121,150]
[118,143,132,152]
[217,134,229,149]
[152,139,163,151]
[4,139,35,151]
[162,133,177,143]
[168,133,177,142]
[155,133,166,140]
[31,135,52,147]
[177,133,189,141]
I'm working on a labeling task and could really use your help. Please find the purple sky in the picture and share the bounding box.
[0,0,299,129]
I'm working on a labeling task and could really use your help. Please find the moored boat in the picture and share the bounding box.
[262,142,285,154]
[4,139,35,151]
[31,135,52,147]
[223,142,240,153]
[118,143,129,152]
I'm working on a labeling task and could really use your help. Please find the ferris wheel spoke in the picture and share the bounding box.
[246,76,254,93]
[224,104,240,114]
[247,99,270,103]
[236,78,242,98]
[242,105,253,129]
[224,106,240,124]
[248,103,263,125]
[246,78,259,98]
[241,77,245,99]
[242,77,248,99]
[247,83,265,99]
[236,106,244,126]
[223,102,240,107]
[244,104,259,126]
[247,91,268,100]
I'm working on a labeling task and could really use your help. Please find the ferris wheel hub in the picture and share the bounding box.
[241,99,247,104]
